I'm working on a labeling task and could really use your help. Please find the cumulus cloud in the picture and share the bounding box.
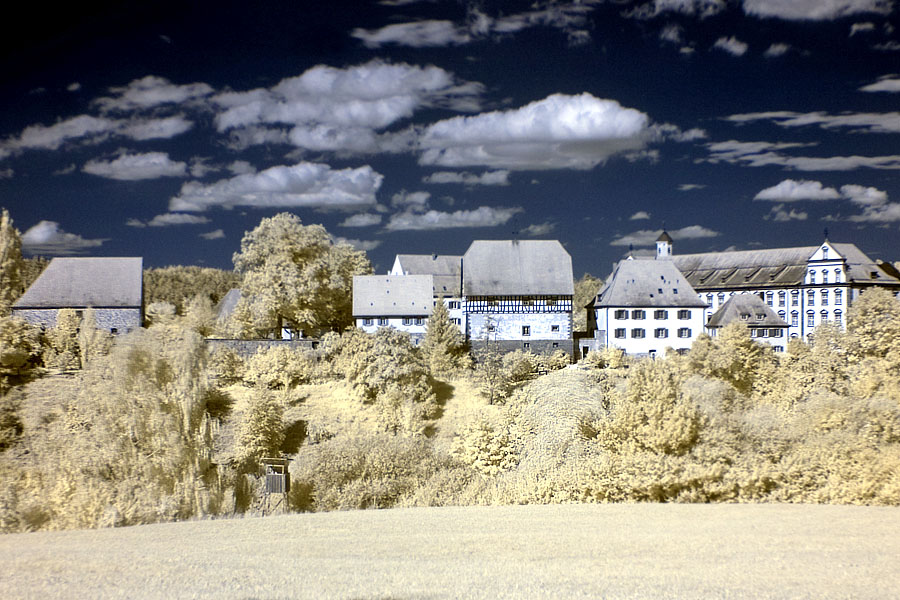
[419,93,661,170]
[678,183,706,191]
[83,152,188,180]
[520,221,555,236]
[626,0,726,19]
[385,206,522,231]
[422,170,511,186]
[754,179,842,201]
[147,213,211,227]
[169,162,383,212]
[712,36,749,56]
[840,183,889,205]
[339,213,382,227]
[200,229,225,240]
[228,160,257,175]
[725,110,900,134]
[93,75,213,112]
[765,204,809,221]
[391,190,431,208]
[742,0,892,21]
[333,237,382,251]
[764,43,792,57]
[850,22,877,35]
[841,185,900,221]
[21,221,107,255]
[352,20,471,48]
[119,115,194,140]
[704,140,900,171]
[859,76,900,92]
[67,82,81,92]
[610,225,720,246]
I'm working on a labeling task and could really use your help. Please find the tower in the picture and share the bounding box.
[656,230,673,260]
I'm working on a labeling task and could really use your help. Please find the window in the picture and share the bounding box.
[741,313,750,321]
[654,310,668,320]
[522,326,531,336]
[488,300,498,306]
[821,290,828,306]
[552,342,559,348]
[546,299,557,306]
[807,311,815,327]
[756,313,766,320]
[523,343,530,350]
[677,310,691,320]
[632,310,646,320]
[706,293,713,306]
[452,318,461,325]
[448,301,460,309]
[378,318,388,326]
[614,328,626,339]
[717,293,725,305]
[655,328,668,338]
[402,318,413,326]
[821,310,829,323]
[791,291,799,307]
[631,328,645,338]
[771,329,783,338]
[757,329,768,338]
[791,311,799,327]
[415,318,424,325]
[110,328,118,335]
[765,292,773,306]
[523,299,534,307]
[615,309,628,319]
[835,290,843,305]
[835,268,842,282]
[822,246,828,259]
[778,291,786,307]
[551,325,560,332]
[822,271,829,284]
[677,328,692,338]
[778,310,786,321]
[834,310,842,324]
[809,270,816,284]
[363,318,373,326]
[487,324,496,332]
[774,346,784,353]
[807,290,815,306]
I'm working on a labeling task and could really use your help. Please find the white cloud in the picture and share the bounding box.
[521,221,555,236]
[765,204,808,221]
[764,43,792,57]
[874,41,900,51]
[725,110,900,133]
[93,75,214,112]
[659,24,684,44]
[352,20,470,48]
[0,168,12,179]
[742,0,892,21]
[860,76,900,92]
[333,237,382,251]
[118,115,194,140]
[850,22,876,35]
[125,218,146,228]
[83,152,188,180]
[228,160,257,175]
[626,0,726,19]
[147,213,211,227]
[67,82,81,92]
[629,211,651,220]
[610,225,719,246]
[385,206,522,231]
[422,170,511,186]
[704,140,900,171]
[419,93,659,170]
[840,183,888,205]
[21,221,106,255]
[200,229,225,240]
[678,183,706,191]
[169,162,383,212]
[339,213,382,227]
[391,190,431,208]
[754,179,841,201]
[712,36,749,56]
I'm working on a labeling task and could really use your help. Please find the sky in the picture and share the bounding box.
[1,0,900,278]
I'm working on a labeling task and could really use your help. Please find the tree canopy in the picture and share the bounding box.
[0,209,24,316]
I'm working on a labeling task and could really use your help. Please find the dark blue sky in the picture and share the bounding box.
[2,0,899,278]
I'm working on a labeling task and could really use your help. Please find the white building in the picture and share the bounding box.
[389,253,463,331]
[351,275,434,343]
[584,258,707,358]
[706,293,790,352]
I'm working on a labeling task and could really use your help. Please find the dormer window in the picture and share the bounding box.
[756,313,765,320]
[741,313,750,320]
[822,246,828,259]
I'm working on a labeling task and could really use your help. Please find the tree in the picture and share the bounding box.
[0,316,41,395]
[231,213,372,338]
[0,209,24,316]
[235,388,285,472]
[143,265,240,315]
[421,301,469,376]
[573,273,602,332]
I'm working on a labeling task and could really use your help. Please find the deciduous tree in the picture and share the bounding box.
[0,209,24,316]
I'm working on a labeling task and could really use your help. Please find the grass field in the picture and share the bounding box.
[2,503,898,599]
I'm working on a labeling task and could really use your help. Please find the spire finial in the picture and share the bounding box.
[824,227,829,240]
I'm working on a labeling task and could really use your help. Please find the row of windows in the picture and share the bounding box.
[362,317,424,326]
[778,309,843,327]
[614,309,692,320]
[808,267,843,285]
[486,324,562,334]
[614,328,692,339]
[705,289,844,310]
[750,328,784,338]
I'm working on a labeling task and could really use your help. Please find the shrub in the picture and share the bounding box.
[0,316,42,393]
[244,346,316,391]
[234,387,285,472]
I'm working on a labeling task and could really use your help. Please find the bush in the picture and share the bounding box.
[235,387,285,472]
[0,316,42,393]
[244,346,316,391]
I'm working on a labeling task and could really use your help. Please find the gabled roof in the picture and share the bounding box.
[353,275,433,317]
[13,257,143,308]
[674,242,900,290]
[392,254,462,297]
[593,259,706,308]
[706,294,789,329]
[463,240,573,296]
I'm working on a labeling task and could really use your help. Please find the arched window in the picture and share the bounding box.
[807,310,815,327]
[790,311,799,327]
[821,310,829,322]
[822,270,829,284]
[717,292,725,305]
[765,291,773,306]
[807,289,815,306]
[835,268,842,283]
[835,289,843,305]
[778,291,786,307]
[834,309,842,324]
[822,246,829,259]
[791,290,799,306]
[821,290,828,306]
[809,270,816,284]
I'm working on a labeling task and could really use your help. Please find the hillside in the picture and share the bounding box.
[1,504,898,599]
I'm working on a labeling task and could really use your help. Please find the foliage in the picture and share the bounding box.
[143,265,240,315]
[234,387,285,472]
[0,208,24,316]
[145,301,177,326]
[687,323,776,395]
[420,301,470,376]
[452,412,522,476]
[243,346,316,391]
[208,347,245,385]
[0,389,23,450]
[77,309,113,367]
[182,294,219,337]
[42,309,82,370]
[573,272,602,332]
[0,316,42,394]
[231,213,372,338]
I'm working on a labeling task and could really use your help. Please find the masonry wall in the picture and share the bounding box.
[205,338,321,358]
[12,308,141,333]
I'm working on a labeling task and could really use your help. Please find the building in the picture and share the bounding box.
[706,294,790,352]
[389,253,463,330]
[463,240,574,355]
[669,237,900,340]
[352,274,434,343]
[584,258,707,358]
[12,257,143,333]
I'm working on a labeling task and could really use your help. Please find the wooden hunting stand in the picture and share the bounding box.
[260,457,291,514]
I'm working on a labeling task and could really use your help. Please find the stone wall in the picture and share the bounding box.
[205,338,321,358]
[11,308,141,333]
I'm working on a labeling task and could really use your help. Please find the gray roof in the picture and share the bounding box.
[463,240,573,296]
[393,254,462,297]
[674,243,900,290]
[13,257,143,308]
[353,275,434,317]
[706,294,789,329]
[593,259,706,308]
[216,288,242,321]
